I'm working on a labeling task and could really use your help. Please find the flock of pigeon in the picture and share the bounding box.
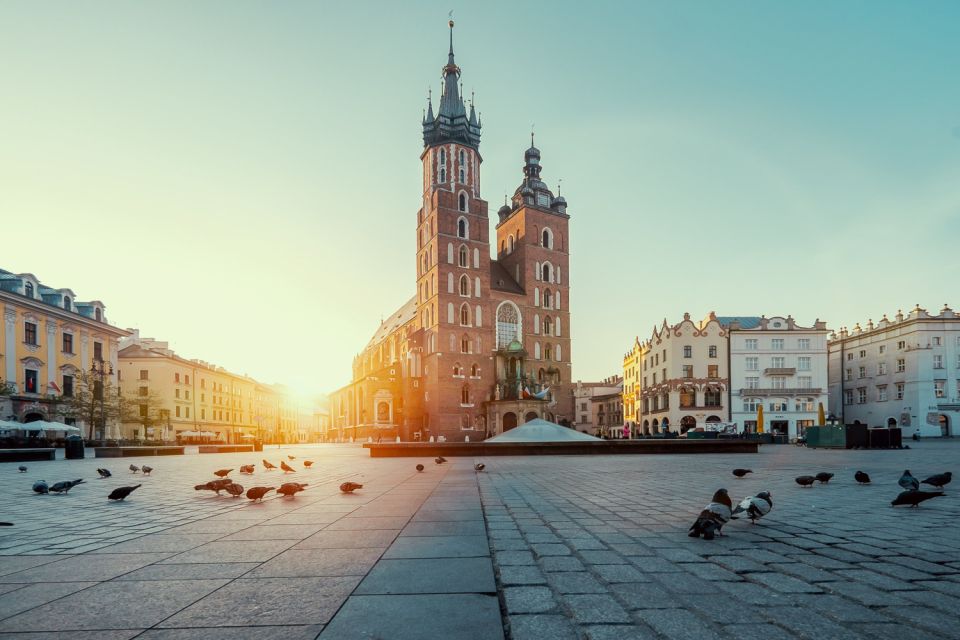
[22,462,143,501]
[192,456,363,502]
[689,467,952,541]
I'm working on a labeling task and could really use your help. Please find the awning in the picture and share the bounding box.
[36,421,82,433]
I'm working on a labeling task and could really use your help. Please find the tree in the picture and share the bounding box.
[121,388,165,441]
[56,371,122,440]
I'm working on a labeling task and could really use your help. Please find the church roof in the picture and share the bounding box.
[364,295,417,351]
[489,260,524,294]
[422,21,481,150]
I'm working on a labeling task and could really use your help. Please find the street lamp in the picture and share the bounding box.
[90,358,113,441]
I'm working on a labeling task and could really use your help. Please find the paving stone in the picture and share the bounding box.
[503,586,558,613]
[549,571,607,594]
[761,607,867,640]
[356,557,496,594]
[750,572,823,593]
[593,563,649,583]
[719,623,799,640]
[653,571,718,594]
[498,565,548,585]
[136,627,323,640]
[320,594,503,640]
[0,552,172,583]
[790,594,893,623]
[827,581,910,606]
[540,556,585,572]
[583,624,657,639]
[531,543,571,557]
[496,550,537,566]
[563,594,632,623]
[247,547,383,577]
[849,623,940,640]
[0,632,142,640]
[0,580,227,632]
[509,614,577,640]
[0,581,96,620]
[634,608,723,640]
[615,582,680,609]
[114,562,259,581]
[383,534,489,558]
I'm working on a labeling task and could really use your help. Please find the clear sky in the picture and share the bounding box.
[2,1,958,394]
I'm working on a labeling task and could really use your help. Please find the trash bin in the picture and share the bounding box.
[64,435,85,459]
[253,440,263,452]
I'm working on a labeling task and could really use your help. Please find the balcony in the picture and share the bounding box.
[739,387,822,397]
[763,368,796,376]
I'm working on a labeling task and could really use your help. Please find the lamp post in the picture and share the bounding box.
[90,358,113,441]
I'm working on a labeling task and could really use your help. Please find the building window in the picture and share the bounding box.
[24,282,34,298]
[175,389,180,399]
[745,357,758,371]
[461,385,470,404]
[24,322,38,346]
[139,386,148,396]
[933,336,942,346]
[896,358,905,373]
[796,397,815,412]
[679,387,696,408]
[459,245,468,267]
[708,346,717,358]
[139,370,148,380]
[683,346,692,358]
[471,363,480,377]
[175,406,181,417]
[878,362,887,375]
[858,366,866,378]
[798,376,812,388]
[877,385,888,402]
[461,334,470,354]
[769,401,788,412]
[771,376,786,389]
[845,368,852,382]
[743,398,761,412]
[704,388,721,407]
[934,380,945,398]
[460,304,470,326]
[857,388,867,404]
[543,316,553,336]
[897,340,905,350]
[682,365,693,379]
[771,356,786,369]
[844,390,853,405]
[847,353,853,361]
[933,355,943,369]
[175,373,180,383]
[745,339,758,350]
[541,263,552,282]
[543,289,552,309]
[746,376,759,389]
[95,308,102,322]
[62,375,74,398]
[859,349,866,358]
[797,356,811,371]
[879,345,886,354]
[707,365,718,379]
[772,339,784,350]
[457,217,468,239]
[798,338,811,350]
[93,341,103,361]
[185,375,189,385]
[544,344,553,360]
[458,193,466,212]
[459,275,469,296]
[62,333,73,354]
[542,228,553,249]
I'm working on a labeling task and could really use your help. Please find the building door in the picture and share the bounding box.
[939,414,951,437]
[502,412,518,432]
[771,420,788,435]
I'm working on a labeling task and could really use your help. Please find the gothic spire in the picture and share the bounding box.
[422,19,481,149]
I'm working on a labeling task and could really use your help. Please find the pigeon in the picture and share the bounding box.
[899,470,920,491]
[239,464,255,474]
[246,486,274,502]
[108,484,141,501]
[142,465,153,476]
[213,469,232,478]
[732,468,752,478]
[303,461,314,468]
[795,475,816,488]
[129,464,140,473]
[17,465,27,473]
[277,482,308,497]
[854,471,871,485]
[475,463,485,472]
[32,480,49,495]
[49,479,85,494]
[732,491,773,524]
[891,490,944,508]
[921,472,952,489]
[815,472,834,484]
[340,482,363,493]
[97,468,112,479]
[416,464,424,472]
[688,489,733,540]
[224,482,244,497]
[280,460,296,473]
[194,479,232,495]
[435,456,447,465]
[262,459,277,470]
[287,455,296,460]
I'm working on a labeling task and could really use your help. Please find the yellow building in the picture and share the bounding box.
[622,338,643,428]
[118,332,264,443]
[1,268,130,439]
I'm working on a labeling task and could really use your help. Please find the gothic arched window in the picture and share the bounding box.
[495,302,521,349]
[541,262,552,283]
[459,275,470,296]
[457,217,468,239]
[459,245,468,267]
[542,228,553,249]
[458,192,466,212]
[460,303,470,326]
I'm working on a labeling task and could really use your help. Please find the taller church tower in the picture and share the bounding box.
[415,21,494,437]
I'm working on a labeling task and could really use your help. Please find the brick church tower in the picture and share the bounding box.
[415,21,494,437]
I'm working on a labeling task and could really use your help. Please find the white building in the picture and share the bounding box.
[571,377,622,434]
[726,316,829,440]
[828,304,960,438]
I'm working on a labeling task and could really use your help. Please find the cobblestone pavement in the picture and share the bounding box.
[0,441,957,639]
[482,440,960,640]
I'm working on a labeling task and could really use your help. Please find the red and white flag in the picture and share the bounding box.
[48,381,61,393]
